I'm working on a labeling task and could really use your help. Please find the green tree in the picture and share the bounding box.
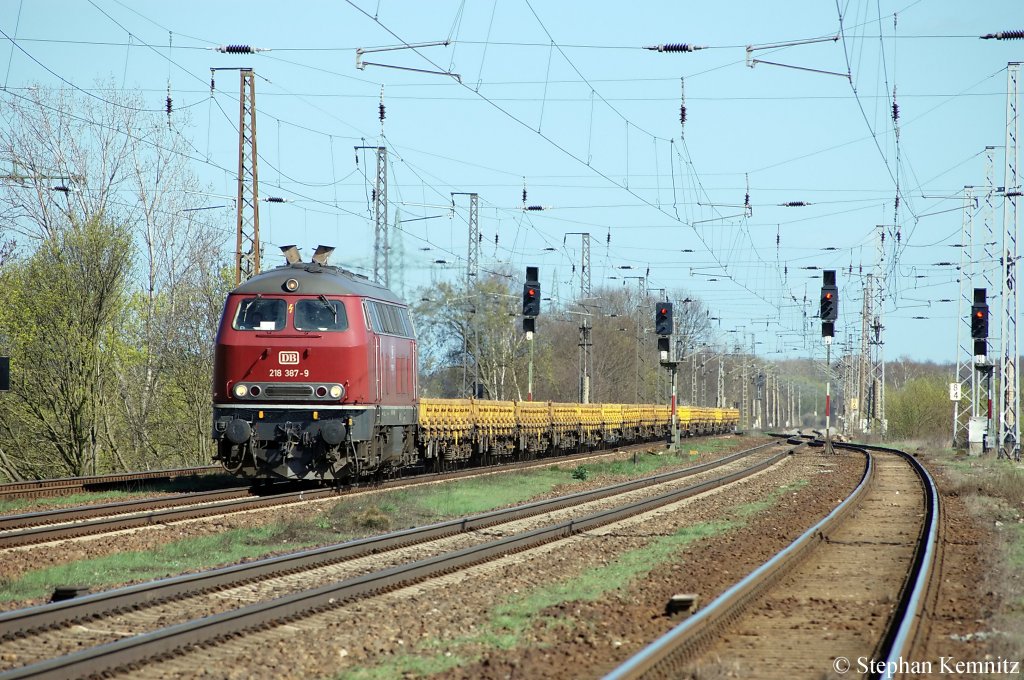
[0,217,132,478]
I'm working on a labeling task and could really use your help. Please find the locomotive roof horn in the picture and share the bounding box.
[312,245,335,266]
[280,245,302,265]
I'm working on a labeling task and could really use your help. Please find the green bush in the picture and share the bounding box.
[886,376,952,442]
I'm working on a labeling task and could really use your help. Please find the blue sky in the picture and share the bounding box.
[1,0,1020,363]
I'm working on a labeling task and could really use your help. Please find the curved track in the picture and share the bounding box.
[605,442,939,680]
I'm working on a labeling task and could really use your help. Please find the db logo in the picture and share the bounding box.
[279,351,300,365]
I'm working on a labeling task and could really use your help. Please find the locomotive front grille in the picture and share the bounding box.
[264,384,315,398]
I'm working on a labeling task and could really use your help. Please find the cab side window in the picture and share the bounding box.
[362,300,415,338]
[233,298,286,331]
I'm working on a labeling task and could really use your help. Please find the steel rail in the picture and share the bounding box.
[0,441,782,641]
[0,443,797,679]
[604,444,875,680]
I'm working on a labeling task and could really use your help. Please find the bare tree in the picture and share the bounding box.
[413,272,525,400]
[0,84,226,478]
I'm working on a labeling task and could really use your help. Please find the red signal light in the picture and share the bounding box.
[825,292,833,300]
[528,288,536,297]
[975,310,984,318]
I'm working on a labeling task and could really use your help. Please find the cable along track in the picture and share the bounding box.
[0,442,796,678]
[605,442,939,680]
[0,467,222,500]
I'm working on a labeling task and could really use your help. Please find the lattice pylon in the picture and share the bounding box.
[235,68,260,285]
[953,188,976,448]
[467,193,479,287]
[577,233,592,403]
[373,147,388,287]
[870,225,887,435]
[999,62,1021,460]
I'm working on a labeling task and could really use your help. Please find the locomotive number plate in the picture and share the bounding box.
[279,351,300,365]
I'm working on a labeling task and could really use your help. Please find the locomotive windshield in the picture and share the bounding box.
[233,297,286,331]
[294,298,349,332]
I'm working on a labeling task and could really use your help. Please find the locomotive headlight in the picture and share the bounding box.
[233,383,248,398]
[284,278,299,292]
[329,385,344,399]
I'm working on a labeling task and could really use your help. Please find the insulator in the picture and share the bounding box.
[371,189,376,202]
[647,43,701,53]
[217,44,260,54]
[265,196,286,203]
[379,102,386,122]
[522,188,527,204]
[526,205,544,211]
[776,232,780,246]
[896,229,902,243]
[745,192,750,208]
[781,201,807,207]
[166,95,172,115]
[981,30,1024,40]
[784,265,788,275]
[679,104,687,126]
[892,101,899,122]
[494,234,499,244]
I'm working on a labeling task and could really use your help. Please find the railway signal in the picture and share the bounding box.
[819,270,838,452]
[522,266,541,319]
[971,288,989,356]
[820,270,837,338]
[655,302,673,336]
[523,266,540,401]
[652,301,679,451]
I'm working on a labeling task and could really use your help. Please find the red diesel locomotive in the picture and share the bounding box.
[212,245,418,481]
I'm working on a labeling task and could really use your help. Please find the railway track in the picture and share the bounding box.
[0,440,795,678]
[0,467,223,500]
[0,437,735,550]
[605,442,938,680]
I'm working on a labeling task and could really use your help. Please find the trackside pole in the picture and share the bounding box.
[825,337,834,454]
[527,331,534,401]
[670,364,679,453]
